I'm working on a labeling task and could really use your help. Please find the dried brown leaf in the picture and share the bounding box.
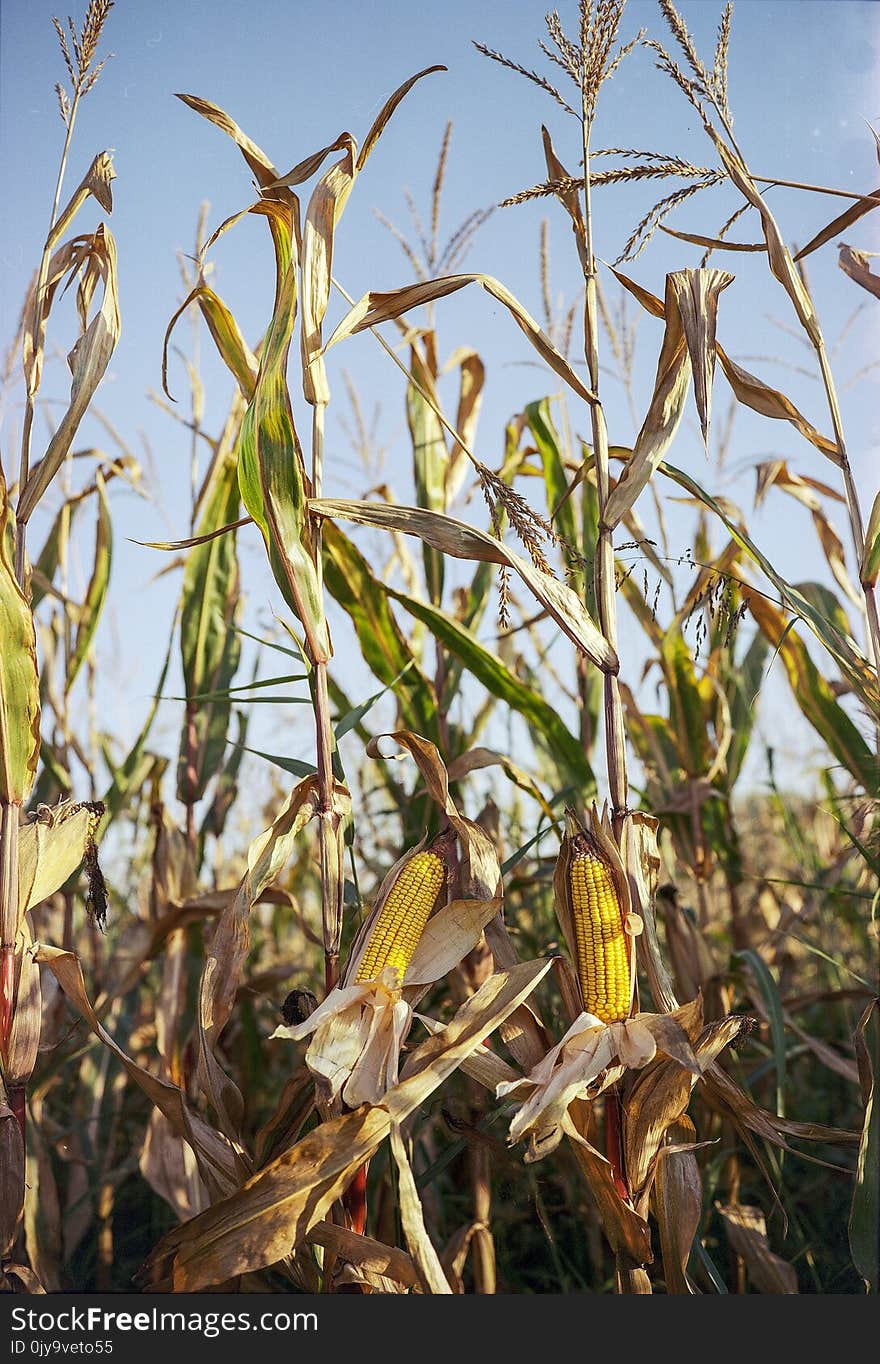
[390,1122,452,1293]
[717,1202,798,1293]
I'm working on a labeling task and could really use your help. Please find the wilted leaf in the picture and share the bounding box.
[668,268,733,447]
[18,225,121,524]
[237,224,330,663]
[838,243,880,299]
[717,1202,798,1293]
[138,958,552,1291]
[654,1116,702,1294]
[32,943,246,1198]
[390,1122,452,1293]
[604,274,692,527]
[164,284,258,401]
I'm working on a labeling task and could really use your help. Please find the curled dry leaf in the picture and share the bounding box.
[31,943,246,1200]
[609,264,838,463]
[307,1220,420,1291]
[18,225,121,525]
[603,274,691,527]
[838,243,880,299]
[717,1202,799,1293]
[197,774,346,1136]
[667,267,733,448]
[137,958,552,1292]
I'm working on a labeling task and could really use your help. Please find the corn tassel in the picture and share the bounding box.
[570,834,630,1023]
[355,850,445,985]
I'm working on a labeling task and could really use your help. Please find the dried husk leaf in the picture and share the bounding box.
[654,1117,702,1294]
[566,1098,654,1266]
[313,501,616,670]
[404,897,503,987]
[307,1220,420,1290]
[554,805,637,1017]
[17,805,95,922]
[136,958,552,1291]
[622,996,706,1200]
[717,1202,798,1293]
[390,1122,453,1293]
[0,1087,24,1257]
[197,774,343,1136]
[140,1110,209,1222]
[23,1094,62,1291]
[625,809,679,1014]
[32,943,246,1199]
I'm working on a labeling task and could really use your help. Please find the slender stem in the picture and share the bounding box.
[581,114,629,838]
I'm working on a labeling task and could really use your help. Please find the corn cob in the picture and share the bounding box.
[355,850,445,985]
[569,833,630,1023]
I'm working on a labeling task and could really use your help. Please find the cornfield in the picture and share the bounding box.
[0,0,877,1299]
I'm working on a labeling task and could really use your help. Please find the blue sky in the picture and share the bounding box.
[1,0,878,813]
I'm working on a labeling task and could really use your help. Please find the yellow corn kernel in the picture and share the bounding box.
[570,838,630,1024]
[355,851,445,985]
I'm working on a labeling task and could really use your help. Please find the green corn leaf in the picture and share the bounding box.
[67,472,112,692]
[177,454,242,806]
[0,475,40,804]
[387,585,594,792]
[237,231,329,663]
[321,521,437,743]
